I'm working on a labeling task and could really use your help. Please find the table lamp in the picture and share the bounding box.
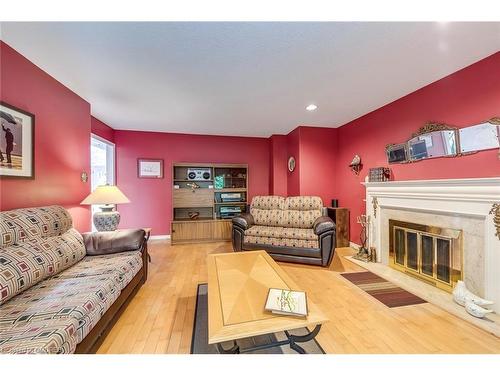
[81,185,130,231]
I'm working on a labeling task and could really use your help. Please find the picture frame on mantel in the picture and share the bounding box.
[137,158,164,179]
[0,101,35,179]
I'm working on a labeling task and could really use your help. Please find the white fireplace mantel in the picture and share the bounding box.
[363,177,500,312]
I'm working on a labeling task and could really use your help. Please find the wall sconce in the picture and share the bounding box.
[349,155,362,175]
[81,171,88,183]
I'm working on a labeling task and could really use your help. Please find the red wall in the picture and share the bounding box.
[0,42,91,231]
[91,116,115,143]
[297,127,338,205]
[114,130,270,235]
[274,126,338,204]
[336,51,500,243]
[269,135,288,196]
[286,127,301,196]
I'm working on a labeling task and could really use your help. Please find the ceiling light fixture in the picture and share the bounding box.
[306,104,318,111]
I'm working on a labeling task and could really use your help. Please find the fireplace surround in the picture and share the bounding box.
[363,177,500,313]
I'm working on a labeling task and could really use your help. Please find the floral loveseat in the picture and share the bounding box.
[0,206,148,354]
[231,196,336,266]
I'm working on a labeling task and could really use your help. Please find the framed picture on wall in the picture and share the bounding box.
[137,158,164,178]
[0,101,35,179]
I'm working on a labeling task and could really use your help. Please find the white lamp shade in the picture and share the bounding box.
[81,185,130,205]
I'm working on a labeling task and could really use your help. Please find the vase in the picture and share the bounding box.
[452,281,494,307]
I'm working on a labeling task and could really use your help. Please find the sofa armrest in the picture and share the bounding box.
[83,229,147,256]
[313,216,335,235]
[232,213,255,230]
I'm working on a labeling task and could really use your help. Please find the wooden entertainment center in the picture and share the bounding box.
[171,163,248,244]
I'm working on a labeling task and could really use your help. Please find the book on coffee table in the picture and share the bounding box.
[264,288,308,317]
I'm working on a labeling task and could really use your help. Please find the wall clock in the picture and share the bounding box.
[288,156,296,172]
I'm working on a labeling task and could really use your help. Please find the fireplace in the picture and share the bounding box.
[389,220,463,292]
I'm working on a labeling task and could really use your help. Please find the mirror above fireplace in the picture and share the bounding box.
[386,117,500,164]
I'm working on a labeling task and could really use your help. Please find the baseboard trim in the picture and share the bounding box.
[150,234,171,241]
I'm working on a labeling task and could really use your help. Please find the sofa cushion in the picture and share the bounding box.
[283,196,323,229]
[0,318,79,354]
[245,225,284,239]
[245,225,317,241]
[285,196,323,211]
[251,196,286,210]
[244,235,319,249]
[0,228,86,305]
[250,196,287,226]
[0,206,73,248]
[57,251,143,290]
[0,271,121,343]
[83,230,146,256]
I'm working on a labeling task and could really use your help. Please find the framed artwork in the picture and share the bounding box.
[138,158,164,178]
[0,102,35,179]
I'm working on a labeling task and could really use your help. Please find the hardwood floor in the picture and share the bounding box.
[97,240,500,354]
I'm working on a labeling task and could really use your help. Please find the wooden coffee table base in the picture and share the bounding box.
[216,324,323,354]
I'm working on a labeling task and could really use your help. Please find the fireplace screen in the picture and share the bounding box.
[389,220,462,292]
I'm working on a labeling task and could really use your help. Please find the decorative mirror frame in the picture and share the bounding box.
[386,143,409,164]
[386,117,500,165]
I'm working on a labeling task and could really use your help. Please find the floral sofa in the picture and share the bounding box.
[0,206,148,354]
[231,196,336,266]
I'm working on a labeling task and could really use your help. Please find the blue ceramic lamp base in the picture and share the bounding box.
[93,206,121,231]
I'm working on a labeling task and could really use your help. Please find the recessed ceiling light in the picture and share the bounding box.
[306,104,318,111]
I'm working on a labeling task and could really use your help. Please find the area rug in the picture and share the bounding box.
[190,284,325,354]
[340,271,427,308]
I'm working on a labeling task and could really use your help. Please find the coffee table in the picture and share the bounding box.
[207,250,328,354]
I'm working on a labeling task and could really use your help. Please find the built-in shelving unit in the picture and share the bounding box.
[171,163,248,244]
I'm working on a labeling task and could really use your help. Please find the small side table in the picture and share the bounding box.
[326,207,350,248]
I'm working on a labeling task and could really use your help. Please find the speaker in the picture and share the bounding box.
[331,199,339,208]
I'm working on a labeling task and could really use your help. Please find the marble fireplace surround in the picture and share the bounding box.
[363,177,500,313]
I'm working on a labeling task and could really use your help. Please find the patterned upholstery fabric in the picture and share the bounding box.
[244,235,318,249]
[0,228,86,305]
[0,205,144,354]
[249,196,323,229]
[283,196,322,229]
[285,196,323,211]
[0,273,121,343]
[250,196,286,210]
[0,318,79,354]
[0,251,142,353]
[245,226,317,241]
[57,251,143,290]
[245,196,325,249]
[0,206,73,248]
[250,196,287,226]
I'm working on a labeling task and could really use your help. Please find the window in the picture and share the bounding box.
[90,134,116,227]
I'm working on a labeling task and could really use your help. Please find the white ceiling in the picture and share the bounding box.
[1,22,499,137]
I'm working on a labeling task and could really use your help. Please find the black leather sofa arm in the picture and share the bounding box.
[313,216,335,235]
[232,213,255,230]
[83,229,147,256]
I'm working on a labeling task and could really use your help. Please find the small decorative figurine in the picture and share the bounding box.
[465,300,493,319]
[186,182,200,190]
[452,280,494,307]
[349,155,362,175]
[188,211,200,220]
